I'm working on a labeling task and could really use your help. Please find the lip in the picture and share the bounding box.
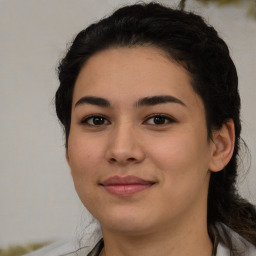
[100,175,155,197]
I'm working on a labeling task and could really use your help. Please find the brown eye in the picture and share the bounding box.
[82,115,110,126]
[144,115,175,125]
[152,116,167,125]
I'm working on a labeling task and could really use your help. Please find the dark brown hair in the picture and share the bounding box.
[55,2,256,255]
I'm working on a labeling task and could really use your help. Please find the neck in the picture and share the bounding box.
[100,218,213,256]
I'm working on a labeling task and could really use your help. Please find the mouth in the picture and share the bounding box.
[100,175,156,197]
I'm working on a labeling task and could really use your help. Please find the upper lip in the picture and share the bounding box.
[100,175,155,186]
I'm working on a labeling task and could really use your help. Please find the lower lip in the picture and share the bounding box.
[103,184,153,196]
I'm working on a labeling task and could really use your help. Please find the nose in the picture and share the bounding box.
[105,123,146,166]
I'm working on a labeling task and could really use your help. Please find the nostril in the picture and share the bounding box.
[109,157,136,163]
[110,158,117,162]
[127,157,136,162]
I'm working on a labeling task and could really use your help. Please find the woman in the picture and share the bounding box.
[27,2,256,256]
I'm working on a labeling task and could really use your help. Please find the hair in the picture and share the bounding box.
[55,2,256,255]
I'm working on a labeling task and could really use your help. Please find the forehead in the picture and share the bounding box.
[73,46,202,109]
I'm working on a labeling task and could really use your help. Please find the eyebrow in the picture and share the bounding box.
[136,95,186,107]
[74,95,186,108]
[75,96,111,108]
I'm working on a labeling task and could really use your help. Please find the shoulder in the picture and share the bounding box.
[22,238,104,256]
[216,223,256,256]
[22,238,92,256]
[23,222,103,256]
[217,242,256,256]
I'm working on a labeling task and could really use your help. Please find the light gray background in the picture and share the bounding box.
[0,0,255,247]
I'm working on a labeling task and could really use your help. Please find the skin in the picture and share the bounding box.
[66,46,234,256]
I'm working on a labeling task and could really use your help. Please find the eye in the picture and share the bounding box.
[144,114,175,125]
[81,115,110,126]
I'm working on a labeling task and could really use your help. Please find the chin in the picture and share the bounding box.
[99,209,154,235]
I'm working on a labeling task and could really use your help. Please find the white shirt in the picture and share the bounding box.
[23,224,256,256]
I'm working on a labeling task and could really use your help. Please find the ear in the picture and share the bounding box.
[209,119,235,172]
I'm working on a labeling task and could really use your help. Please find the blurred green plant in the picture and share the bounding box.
[0,242,50,256]
[180,0,256,19]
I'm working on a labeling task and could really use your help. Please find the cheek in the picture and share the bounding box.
[68,134,104,168]
[148,134,211,211]
[67,135,106,192]
[146,130,211,183]
[67,137,103,207]
[147,135,196,167]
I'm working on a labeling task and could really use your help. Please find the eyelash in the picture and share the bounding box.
[80,114,175,126]
[81,115,110,126]
[143,114,176,126]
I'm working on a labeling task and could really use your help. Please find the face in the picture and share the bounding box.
[67,47,216,236]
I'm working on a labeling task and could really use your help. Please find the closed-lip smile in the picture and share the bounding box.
[100,175,156,196]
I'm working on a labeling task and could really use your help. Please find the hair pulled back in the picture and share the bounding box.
[55,2,256,254]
